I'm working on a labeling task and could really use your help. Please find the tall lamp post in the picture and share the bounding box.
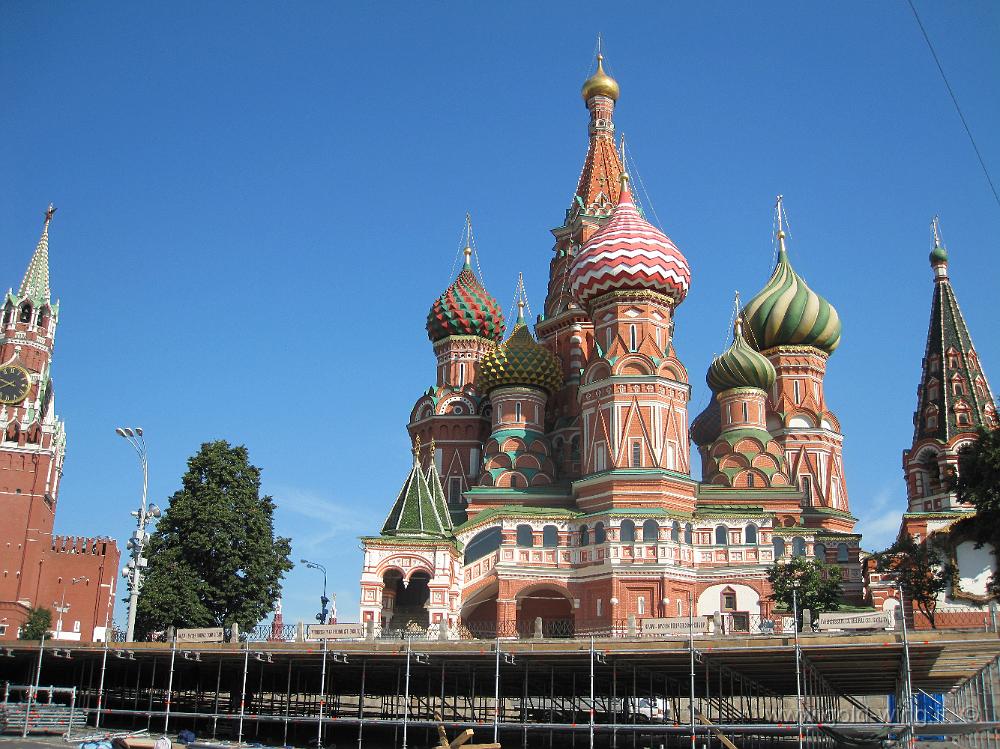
[301,559,329,624]
[53,576,88,639]
[116,427,161,642]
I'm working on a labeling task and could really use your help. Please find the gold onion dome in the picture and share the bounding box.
[477,305,564,395]
[707,317,776,393]
[581,54,620,102]
[740,231,842,354]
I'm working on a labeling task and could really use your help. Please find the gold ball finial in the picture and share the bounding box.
[582,53,620,102]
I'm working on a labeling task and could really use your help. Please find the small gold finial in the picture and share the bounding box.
[463,245,472,266]
[428,437,436,457]
[412,434,422,463]
[732,291,743,337]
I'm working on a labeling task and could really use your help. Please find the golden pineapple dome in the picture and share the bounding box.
[581,54,620,102]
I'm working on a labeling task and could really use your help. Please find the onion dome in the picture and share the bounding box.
[582,53,620,102]
[477,304,564,395]
[740,230,841,354]
[570,175,691,306]
[426,247,504,344]
[690,397,721,447]
[707,317,776,393]
[930,217,949,266]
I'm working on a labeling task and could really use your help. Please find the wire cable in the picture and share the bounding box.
[906,0,1000,209]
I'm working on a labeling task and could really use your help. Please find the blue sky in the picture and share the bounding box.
[2,2,998,629]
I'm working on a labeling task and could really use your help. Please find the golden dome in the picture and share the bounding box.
[581,54,620,102]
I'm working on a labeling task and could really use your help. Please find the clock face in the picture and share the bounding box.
[0,365,31,405]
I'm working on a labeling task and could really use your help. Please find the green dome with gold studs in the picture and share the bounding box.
[477,306,563,395]
[741,230,842,354]
[707,317,776,393]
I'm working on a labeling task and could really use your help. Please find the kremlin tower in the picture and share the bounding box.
[355,53,973,635]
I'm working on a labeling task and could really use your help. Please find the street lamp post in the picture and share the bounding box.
[116,427,161,642]
[301,559,330,624]
[792,582,804,749]
[54,576,88,638]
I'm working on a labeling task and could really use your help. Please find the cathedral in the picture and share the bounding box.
[359,56,996,636]
[0,208,120,641]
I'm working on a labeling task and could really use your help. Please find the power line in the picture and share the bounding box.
[906,0,1000,209]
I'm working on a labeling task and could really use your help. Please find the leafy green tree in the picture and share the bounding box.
[19,607,51,640]
[872,534,952,629]
[135,441,293,638]
[953,425,1000,514]
[768,556,842,627]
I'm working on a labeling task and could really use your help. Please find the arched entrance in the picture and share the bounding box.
[516,586,574,638]
[459,583,500,637]
[382,569,431,631]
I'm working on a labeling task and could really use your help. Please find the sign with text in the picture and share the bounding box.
[640,617,710,636]
[308,623,367,640]
[816,612,893,630]
[175,627,225,643]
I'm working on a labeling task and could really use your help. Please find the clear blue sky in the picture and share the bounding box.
[2,2,998,628]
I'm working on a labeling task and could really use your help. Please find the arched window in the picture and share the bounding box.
[671,521,680,542]
[570,435,580,461]
[813,542,827,560]
[36,306,48,329]
[464,526,502,565]
[515,402,522,422]
[747,472,756,488]
[837,543,849,562]
[773,537,785,558]
[745,523,758,544]
[792,537,806,557]
[594,522,606,544]
[620,519,636,543]
[19,304,32,324]
[579,524,590,546]
[642,519,659,542]
[542,525,558,548]
[715,525,728,546]
[516,524,534,548]
[684,523,693,544]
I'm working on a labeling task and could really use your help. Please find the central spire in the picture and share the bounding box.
[573,51,623,214]
[18,204,55,306]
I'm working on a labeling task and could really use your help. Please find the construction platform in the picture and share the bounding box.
[2,629,1000,747]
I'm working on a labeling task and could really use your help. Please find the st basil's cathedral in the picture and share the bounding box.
[358,56,996,635]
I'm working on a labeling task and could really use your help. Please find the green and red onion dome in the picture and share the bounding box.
[740,231,841,354]
[427,248,505,344]
[477,308,564,395]
[707,318,776,392]
[930,242,949,266]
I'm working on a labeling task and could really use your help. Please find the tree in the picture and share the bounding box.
[135,441,293,638]
[768,556,842,626]
[19,607,51,640]
[872,534,952,628]
[953,425,1000,514]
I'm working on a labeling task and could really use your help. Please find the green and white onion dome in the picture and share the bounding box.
[740,231,841,354]
[707,317,776,393]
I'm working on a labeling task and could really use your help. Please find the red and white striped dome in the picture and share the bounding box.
[570,179,691,306]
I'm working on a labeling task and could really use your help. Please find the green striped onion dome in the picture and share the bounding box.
[477,314,564,395]
[707,318,776,392]
[741,233,842,354]
[930,243,949,265]
[427,250,505,344]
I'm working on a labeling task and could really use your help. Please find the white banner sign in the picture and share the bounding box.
[175,627,225,643]
[816,612,893,630]
[308,623,366,640]
[640,617,710,635]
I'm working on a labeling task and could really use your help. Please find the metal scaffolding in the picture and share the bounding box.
[2,630,1000,748]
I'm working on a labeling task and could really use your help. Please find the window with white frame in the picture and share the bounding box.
[631,440,642,467]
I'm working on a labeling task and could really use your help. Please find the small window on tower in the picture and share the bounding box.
[637,596,646,615]
[742,402,749,422]
[448,477,463,505]
[631,440,641,467]
[19,304,32,324]
[793,380,801,404]
[458,362,466,387]
[747,473,755,488]
[629,325,637,352]
[800,475,813,502]
[515,402,522,422]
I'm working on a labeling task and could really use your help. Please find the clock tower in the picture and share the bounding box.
[0,207,118,642]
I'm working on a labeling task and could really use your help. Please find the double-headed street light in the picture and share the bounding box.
[53,576,88,639]
[301,559,330,624]
[116,427,161,642]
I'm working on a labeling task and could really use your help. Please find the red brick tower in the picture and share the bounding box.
[0,207,119,641]
[536,54,625,481]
